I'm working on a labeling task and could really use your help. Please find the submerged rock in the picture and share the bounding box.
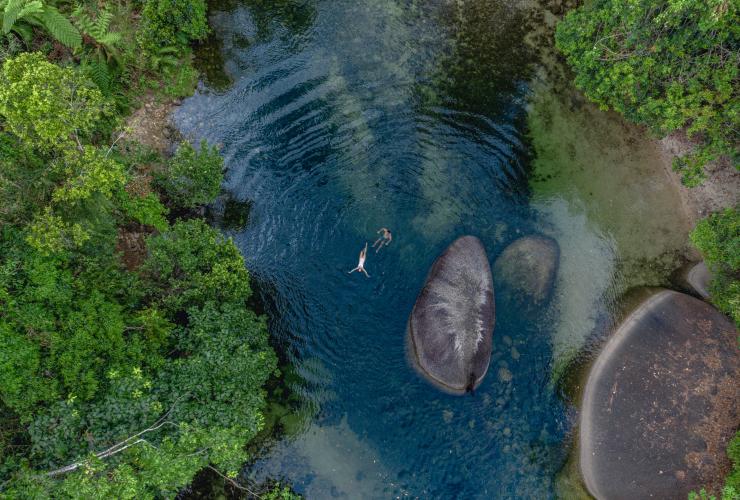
[493,235,559,306]
[580,290,739,499]
[407,236,494,394]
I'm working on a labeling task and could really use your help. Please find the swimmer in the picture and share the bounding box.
[372,227,392,253]
[348,242,370,278]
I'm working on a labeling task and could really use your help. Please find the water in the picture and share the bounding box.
[175,0,692,497]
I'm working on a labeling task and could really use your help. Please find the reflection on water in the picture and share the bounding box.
[175,0,692,497]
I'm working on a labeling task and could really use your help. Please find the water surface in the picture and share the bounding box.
[176,1,691,497]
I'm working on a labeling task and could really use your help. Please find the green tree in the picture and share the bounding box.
[0,15,288,499]
[141,219,251,316]
[0,52,107,149]
[138,0,209,53]
[555,0,739,186]
[159,139,224,209]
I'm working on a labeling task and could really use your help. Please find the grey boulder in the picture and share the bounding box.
[407,236,494,394]
[493,235,559,306]
[580,289,739,499]
[685,261,712,299]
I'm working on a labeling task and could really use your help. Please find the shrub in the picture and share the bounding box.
[690,208,740,327]
[138,0,209,53]
[160,139,223,208]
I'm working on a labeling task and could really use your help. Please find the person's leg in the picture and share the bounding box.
[372,238,382,248]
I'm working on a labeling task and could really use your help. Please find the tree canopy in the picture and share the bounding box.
[555,0,739,186]
[0,29,278,500]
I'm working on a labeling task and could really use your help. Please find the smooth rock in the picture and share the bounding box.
[493,235,559,306]
[407,236,494,394]
[580,290,739,499]
[685,261,712,299]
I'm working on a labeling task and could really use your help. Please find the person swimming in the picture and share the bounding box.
[372,227,392,253]
[348,242,370,278]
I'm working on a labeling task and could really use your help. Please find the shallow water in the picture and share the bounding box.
[175,0,691,497]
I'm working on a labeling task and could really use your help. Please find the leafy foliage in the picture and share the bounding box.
[0,52,106,149]
[159,139,224,208]
[0,26,283,497]
[690,207,740,327]
[142,219,250,315]
[138,0,209,53]
[262,484,302,500]
[555,0,739,185]
[1,0,81,48]
[72,6,121,51]
[72,5,123,95]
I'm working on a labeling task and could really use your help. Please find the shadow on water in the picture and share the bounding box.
[174,0,691,498]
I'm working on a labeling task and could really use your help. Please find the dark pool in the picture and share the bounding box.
[172,1,617,497]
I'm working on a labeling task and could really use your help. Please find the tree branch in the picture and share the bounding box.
[105,131,126,158]
[206,466,259,497]
[44,398,185,478]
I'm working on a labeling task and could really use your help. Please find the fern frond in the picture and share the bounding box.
[72,5,119,47]
[9,18,31,41]
[38,5,81,48]
[16,0,42,19]
[94,8,112,35]
[3,0,44,35]
[3,0,25,34]
[96,32,120,46]
[83,57,112,94]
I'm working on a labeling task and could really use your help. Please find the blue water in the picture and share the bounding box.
[175,1,573,497]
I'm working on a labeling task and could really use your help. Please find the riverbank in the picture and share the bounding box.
[659,132,740,228]
[124,93,181,156]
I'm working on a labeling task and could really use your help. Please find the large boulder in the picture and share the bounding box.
[407,236,494,394]
[580,290,739,499]
[493,235,559,306]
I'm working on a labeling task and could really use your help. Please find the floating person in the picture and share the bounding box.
[372,227,392,253]
[348,242,370,278]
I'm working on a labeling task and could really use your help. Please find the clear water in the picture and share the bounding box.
[174,0,692,497]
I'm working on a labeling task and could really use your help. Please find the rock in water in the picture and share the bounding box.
[493,236,559,306]
[580,290,739,499]
[407,236,494,394]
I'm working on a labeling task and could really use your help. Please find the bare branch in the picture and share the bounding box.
[105,131,126,158]
[206,466,260,497]
[44,397,187,478]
